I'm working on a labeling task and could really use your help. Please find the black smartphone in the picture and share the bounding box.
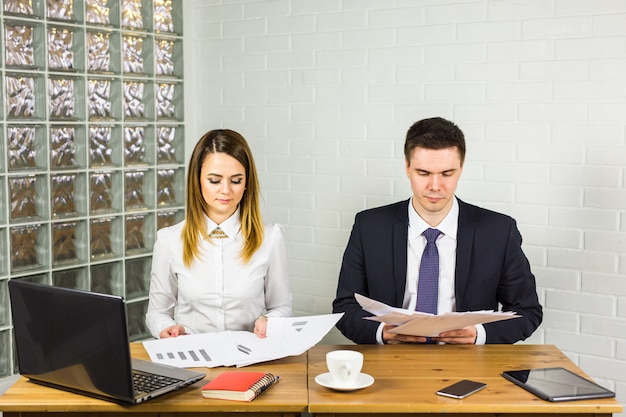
[436,379,487,399]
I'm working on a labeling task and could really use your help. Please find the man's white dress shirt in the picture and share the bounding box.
[375,197,486,344]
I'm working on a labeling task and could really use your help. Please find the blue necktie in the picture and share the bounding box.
[416,228,442,315]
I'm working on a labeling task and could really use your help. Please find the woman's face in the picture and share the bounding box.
[200,152,246,224]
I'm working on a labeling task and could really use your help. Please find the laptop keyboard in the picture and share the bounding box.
[133,370,183,394]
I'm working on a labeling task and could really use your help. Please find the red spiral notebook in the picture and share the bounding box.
[201,372,279,402]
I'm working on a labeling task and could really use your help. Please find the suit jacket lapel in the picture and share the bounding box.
[455,199,474,308]
[393,200,409,306]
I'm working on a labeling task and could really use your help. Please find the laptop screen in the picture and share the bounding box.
[9,279,136,401]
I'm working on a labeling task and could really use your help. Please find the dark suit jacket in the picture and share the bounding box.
[332,198,543,344]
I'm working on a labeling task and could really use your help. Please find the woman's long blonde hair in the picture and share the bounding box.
[182,129,264,266]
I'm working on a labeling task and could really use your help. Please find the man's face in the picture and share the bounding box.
[406,146,463,224]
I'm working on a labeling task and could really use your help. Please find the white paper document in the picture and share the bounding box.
[355,293,519,337]
[142,313,343,368]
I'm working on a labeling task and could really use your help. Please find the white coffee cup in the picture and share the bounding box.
[326,350,363,387]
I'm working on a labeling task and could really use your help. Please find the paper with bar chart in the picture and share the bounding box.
[143,313,342,368]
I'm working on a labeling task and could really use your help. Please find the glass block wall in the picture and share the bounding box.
[0,0,185,379]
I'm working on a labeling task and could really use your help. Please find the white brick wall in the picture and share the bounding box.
[183,0,626,409]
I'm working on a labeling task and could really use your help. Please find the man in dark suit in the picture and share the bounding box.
[332,117,542,345]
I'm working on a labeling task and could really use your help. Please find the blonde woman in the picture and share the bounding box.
[146,129,292,339]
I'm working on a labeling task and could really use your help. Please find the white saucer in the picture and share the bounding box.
[315,372,375,391]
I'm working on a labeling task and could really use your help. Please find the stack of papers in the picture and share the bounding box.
[143,313,342,368]
[356,293,519,337]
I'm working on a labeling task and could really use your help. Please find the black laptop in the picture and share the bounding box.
[8,279,206,404]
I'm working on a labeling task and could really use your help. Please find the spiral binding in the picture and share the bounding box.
[248,373,277,397]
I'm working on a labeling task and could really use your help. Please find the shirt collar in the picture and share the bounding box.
[408,196,459,240]
[206,207,241,238]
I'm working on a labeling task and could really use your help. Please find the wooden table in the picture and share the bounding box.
[0,343,308,417]
[308,344,623,416]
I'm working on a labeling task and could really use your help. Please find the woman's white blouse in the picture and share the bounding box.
[145,214,292,338]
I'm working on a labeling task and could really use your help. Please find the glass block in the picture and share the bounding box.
[0,329,10,378]
[10,176,38,219]
[156,81,182,121]
[87,30,120,74]
[9,174,48,221]
[6,73,45,119]
[0,228,6,274]
[4,22,44,69]
[156,125,183,165]
[52,220,87,265]
[125,215,145,253]
[167,0,182,35]
[88,78,111,119]
[0,280,6,326]
[88,77,121,121]
[49,76,85,120]
[5,24,34,67]
[124,125,146,165]
[51,173,77,217]
[90,260,123,296]
[155,36,182,78]
[125,212,153,255]
[85,0,119,26]
[122,34,153,76]
[121,0,149,31]
[124,168,154,211]
[127,299,150,341]
[156,209,183,231]
[11,273,49,285]
[7,125,47,171]
[123,80,153,121]
[0,179,5,224]
[51,172,86,218]
[124,125,155,166]
[0,180,8,221]
[53,266,88,290]
[50,125,85,169]
[52,221,78,263]
[4,0,34,15]
[10,223,48,272]
[154,0,174,33]
[48,26,84,71]
[90,216,121,259]
[0,130,4,172]
[47,0,84,23]
[89,124,122,167]
[125,256,151,299]
[156,167,183,207]
[89,170,121,213]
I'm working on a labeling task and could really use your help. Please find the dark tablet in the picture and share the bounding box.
[502,367,615,402]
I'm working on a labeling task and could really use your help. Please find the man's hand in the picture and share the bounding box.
[433,326,477,344]
[383,324,477,344]
[382,324,429,344]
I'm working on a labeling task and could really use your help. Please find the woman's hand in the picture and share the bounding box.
[159,324,186,338]
[254,315,269,338]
